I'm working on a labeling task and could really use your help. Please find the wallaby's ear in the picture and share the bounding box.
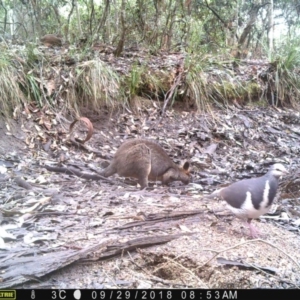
[182,161,190,171]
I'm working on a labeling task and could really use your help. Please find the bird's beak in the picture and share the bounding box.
[280,169,288,178]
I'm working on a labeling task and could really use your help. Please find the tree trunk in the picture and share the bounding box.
[0,1,8,33]
[114,0,126,57]
[95,0,110,41]
[75,0,83,36]
[89,0,95,36]
[267,0,274,59]
[235,2,268,59]
[66,1,76,41]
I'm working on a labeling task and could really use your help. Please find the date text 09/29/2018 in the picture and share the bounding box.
[47,289,238,300]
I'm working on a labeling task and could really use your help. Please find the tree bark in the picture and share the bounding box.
[75,0,83,36]
[114,0,126,57]
[66,0,76,40]
[267,0,274,59]
[235,3,268,59]
[96,0,110,41]
[0,0,8,33]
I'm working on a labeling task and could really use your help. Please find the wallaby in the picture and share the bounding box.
[40,34,62,47]
[100,139,191,189]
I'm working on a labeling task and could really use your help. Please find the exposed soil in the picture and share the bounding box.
[1,104,300,289]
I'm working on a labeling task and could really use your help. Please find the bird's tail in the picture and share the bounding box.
[204,188,223,199]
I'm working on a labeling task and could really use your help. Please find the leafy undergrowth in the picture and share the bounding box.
[1,41,300,120]
[0,104,300,289]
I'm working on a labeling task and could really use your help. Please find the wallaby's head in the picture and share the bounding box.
[162,161,191,185]
[162,162,190,185]
[178,161,191,184]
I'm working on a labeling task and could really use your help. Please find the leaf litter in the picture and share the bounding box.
[0,105,300,289]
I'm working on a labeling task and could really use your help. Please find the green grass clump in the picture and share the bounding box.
[0,52,26,118]
[269,42,300,107]
[70,59,121,112]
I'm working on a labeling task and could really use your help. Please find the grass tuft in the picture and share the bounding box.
[0,51,26,118]
[68,59,121,112]
[267,40,300,107]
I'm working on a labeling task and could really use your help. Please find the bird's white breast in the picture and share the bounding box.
[226,180,272,219]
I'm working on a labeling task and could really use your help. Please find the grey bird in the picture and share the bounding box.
[206,163,288,238]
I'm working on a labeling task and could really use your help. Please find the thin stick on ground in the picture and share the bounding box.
[197,239,300,271]
[242,260,300,288]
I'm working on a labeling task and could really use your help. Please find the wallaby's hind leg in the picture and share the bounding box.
[128,144,151,189]
[137,158,151,189]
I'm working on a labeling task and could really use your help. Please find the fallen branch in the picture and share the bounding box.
[69,137,109,159]
[44,164,128,186]
[114,209,207,230]
[81,233,194,262]
[14,177,33,190]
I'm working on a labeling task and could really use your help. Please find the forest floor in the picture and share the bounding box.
[1,103,300,289]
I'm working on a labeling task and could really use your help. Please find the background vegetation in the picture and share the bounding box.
[0,0,300,117]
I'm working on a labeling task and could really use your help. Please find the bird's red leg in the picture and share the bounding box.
[247,219,260,238]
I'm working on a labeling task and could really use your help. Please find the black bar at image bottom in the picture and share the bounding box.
[0,289,299,300]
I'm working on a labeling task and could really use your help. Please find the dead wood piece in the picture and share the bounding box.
[69,137,108,159]
[0,234,194,288]
[217,257,278,274]
[14,177,33,190]
[0,250,77,288]
[81,233,194,262]
[44,164,130,187]
[13,176,59,197]
[44,164,105,181]
[33,211,75,217]
[114,209,206,230]
[0,243,107,288]
[108,212,146,221]
[0,207,23,217]
[45,164,100,179]
[147,209,207,220]
[119,223,180,234]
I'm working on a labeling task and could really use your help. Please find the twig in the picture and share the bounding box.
[198,239,300,271]
[44,164,129,187]
[239,260,300,288]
